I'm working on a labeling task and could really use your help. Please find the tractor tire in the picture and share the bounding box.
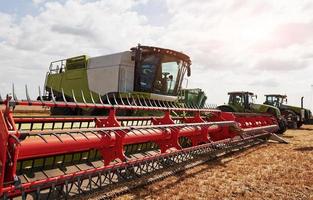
[266,108,287,134]
[297,121,303,128]
[282,110,298,129]
[217,105,235,112]
[277,118,287,134]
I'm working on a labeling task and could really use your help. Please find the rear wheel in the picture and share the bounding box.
[297,121,303,128]
[282,110,298,129]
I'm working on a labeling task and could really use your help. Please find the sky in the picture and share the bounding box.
[0,0,313,108]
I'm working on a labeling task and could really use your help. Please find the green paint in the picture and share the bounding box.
[218,91,281,118]
[179,88,207,108]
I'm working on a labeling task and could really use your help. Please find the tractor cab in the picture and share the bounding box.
[132,45,191,96]
[227,91,256,111]
[264,94,287,108]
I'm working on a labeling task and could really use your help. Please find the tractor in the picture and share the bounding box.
[217,91,287,134]
[264,94,311,128]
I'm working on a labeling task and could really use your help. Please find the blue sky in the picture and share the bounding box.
[0,0,169,25]
[0,0,39,17]
[0,0,313,108]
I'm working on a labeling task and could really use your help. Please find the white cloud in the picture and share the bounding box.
[32,0,49,5]
[255,58,308,71]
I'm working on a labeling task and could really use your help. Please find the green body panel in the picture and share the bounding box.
[229,103,245,112]
[217,104,245,112]
[282,105,304,114]
[218,103,280,117]
[46,68,97,103]
[45,55,99,103]
[217,91,281,118]
[179,88,207,108]
[250,104,281,117]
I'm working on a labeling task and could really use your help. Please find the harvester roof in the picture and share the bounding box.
[131,45,191,65]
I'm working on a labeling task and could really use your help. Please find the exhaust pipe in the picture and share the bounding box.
[301,97,305,121]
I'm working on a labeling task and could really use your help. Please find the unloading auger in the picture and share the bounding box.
[0,86,285,200]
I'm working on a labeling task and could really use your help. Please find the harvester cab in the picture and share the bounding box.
[217,91,287,134]
[44,45,191,115]
[264,94,312,128]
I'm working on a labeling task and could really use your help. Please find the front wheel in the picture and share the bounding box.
[277,118,287,134]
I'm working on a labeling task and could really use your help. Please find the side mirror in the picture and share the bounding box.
[182,78,189,89]
[255,95,258,99]
[187,66,191,77]
[286,98,288,103]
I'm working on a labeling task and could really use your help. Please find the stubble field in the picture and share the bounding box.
[112,126,313,200]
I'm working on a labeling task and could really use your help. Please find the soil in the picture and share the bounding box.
[110,126,313,200]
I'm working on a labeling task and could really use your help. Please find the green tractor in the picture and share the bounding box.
[43,44,206,115]
[264,94,311,128]
[217,91,287,134]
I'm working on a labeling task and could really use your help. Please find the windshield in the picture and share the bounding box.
[229,93,254,108]
[266,96,283,107]
[229,94,244,105]
[248,95,255,103]
[138,55,159,91]
[136,53,188,95]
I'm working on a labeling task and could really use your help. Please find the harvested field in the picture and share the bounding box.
[88,126,313,200]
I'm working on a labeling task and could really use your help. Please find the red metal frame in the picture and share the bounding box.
[0,97,279,198]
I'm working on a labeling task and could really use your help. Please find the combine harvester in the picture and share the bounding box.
[0,45,286,199]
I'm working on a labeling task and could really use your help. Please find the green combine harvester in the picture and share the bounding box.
[43,45,206,115]
[217,91,287,134]
[264,94,311,128]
